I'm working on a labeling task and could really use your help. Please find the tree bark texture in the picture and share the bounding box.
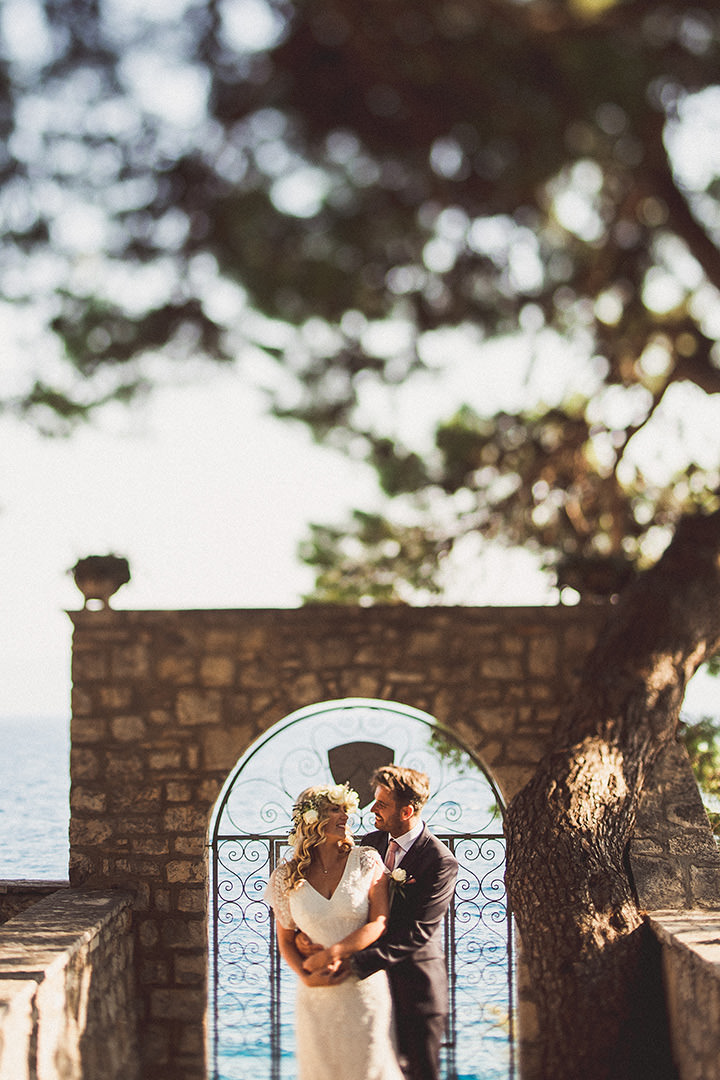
[505,509,720,1079]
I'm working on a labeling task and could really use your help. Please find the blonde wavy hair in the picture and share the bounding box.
[285,783,358,891]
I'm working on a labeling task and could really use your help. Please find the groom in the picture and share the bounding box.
[353,765,459,1080]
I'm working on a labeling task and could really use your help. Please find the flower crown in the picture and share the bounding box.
[288,782,360,841]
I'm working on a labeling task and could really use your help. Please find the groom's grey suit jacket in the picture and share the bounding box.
[354,824,459,1019]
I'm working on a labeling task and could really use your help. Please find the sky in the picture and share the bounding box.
[1,367,373,718]
[0,357,563,720]
[2,358,719,721]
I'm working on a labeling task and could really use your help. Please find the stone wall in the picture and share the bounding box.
[630,740,720,910]
[66,604,720,1080]
[69,604,606,1079]
[0,889,137,1080]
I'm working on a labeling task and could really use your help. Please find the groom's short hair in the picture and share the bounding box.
[371,766,430,812]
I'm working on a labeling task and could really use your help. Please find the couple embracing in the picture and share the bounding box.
[265,765,459,1080]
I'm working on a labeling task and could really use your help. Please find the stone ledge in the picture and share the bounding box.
[0,889,138,1080]
[0,881,69,927]
[647,909,720,1080]
[648,908,720,971]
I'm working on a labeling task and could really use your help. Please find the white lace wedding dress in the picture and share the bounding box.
[266,845,404,1080]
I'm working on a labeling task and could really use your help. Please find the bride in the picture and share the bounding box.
[265,783,404,1080]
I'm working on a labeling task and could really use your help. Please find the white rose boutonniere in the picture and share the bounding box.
[388,866,414,902]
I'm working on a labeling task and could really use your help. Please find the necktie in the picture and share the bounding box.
[384,838,401,870]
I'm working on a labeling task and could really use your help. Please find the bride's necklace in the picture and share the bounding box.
[316,846,339,875]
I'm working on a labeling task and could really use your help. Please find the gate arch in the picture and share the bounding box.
[209,698,515,1080]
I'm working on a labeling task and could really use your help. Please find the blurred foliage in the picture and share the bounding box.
[1,0,720,594]
[299,510,449,603]
[679,716,720,840]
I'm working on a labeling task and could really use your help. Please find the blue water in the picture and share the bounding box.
[0,716,70,879]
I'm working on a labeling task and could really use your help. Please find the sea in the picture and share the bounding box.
[0,716,70,880]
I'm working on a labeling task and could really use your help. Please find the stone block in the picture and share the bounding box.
[131,838,171,856]
[478,706,517,735]
[156,654,196,684]
[105,752,145,783]
[70,747,100,781]
[71,686,93,716]
[163,806,208,833]
[73,651,109,681]
[159,918,206,949]
[71,716,108,744]
[148,708,175,727]
[165,860,206,885]
[632,859,687,910]
[528,635,558,677]
[70,788,107,813]
[200,654,236,687]
[149,989,206,1022]
[111,714,147,742]
[138,919,160,948]
[339,672,381,699]
[151,888,170,913]
[233,626,268,656]
[148,748,183,771]
[112,857,163,879]
[236,662,270,689]
[173,836,206,856]
[173,952,206,984]
[99,685,134,709]
[480,655,524,680]
[69,819,113,846]
[205,629,242,651]
[111,784,162,814]
[176,689,223,727]
[688,864,720,907]
[165,781,193,802]
[292,671,327,701]
[178,1026,205,1054]
[177,888,206,913]
[200,726,245,773]
[111,642,150,680]
[139,959,169,985]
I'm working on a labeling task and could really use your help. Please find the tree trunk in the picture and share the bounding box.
[505,509,720,1079]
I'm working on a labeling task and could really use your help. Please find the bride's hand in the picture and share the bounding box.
[302,946,340,974]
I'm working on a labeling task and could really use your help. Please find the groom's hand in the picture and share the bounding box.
[328,961,351,984]
[301,966,350,987]
[295,930,322,958]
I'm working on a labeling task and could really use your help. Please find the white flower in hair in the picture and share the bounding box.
[303,808,319,824]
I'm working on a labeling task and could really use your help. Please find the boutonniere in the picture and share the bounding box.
[389,867,415,900]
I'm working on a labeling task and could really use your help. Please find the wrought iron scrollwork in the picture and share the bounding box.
[210,700,515,1080]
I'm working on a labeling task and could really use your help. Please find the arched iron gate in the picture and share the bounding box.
[209,699,515,1080]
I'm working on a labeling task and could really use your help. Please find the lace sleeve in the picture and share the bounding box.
[357,845,385,878]
[265,863,297,930]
